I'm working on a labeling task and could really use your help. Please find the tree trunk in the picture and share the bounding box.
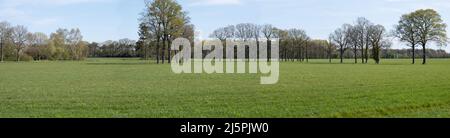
[16,49,20,62]
[305,41,309,63]
[156,37,160,64]
[422,44,426,65]
[340,46,344,64]
[412,45,415,64]
[161,35,166,64]
[267,40,271,61]
[361,46,364,64]
[365,44,369,64]
[329,49,332,63]
[354,45,358,64]
[256,38,260,61]
[168,38,172,64]
[0,40,3,62]
[144,42,148,60]
[284,47,287,62]
[373,44,380,64]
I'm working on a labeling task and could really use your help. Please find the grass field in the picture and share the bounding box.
[0,58,450,118]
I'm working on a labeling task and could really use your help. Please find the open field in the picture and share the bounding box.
[0,58,450,118]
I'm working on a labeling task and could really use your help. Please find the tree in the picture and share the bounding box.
[329,24,351,63]
[235,23,254,41]
[210,27,228,41]
[274,28,289,61]
[67,28,84,60]
[88,42,99,57]
[304,37,311,62]
[287,28,308,61]
[235,23,256,61]
[250,24,261,55]
[368,25,387,64]
[138,22,152,60]
[141,0,190,64]
[118,38,136,57]
[182,24,195,42]
[46,28,87,60]
[25,32,48,60]
[49,29,69,60]
[262,24,276,61]
[10,25,28,62]
[410,9,447,64]
[0,21,11,62]
[355,17,372,64]
[326,38,335,63]
[210,25,230,60]
[394,12,420,64]
[223,25,235,40]
[347,25,360,64]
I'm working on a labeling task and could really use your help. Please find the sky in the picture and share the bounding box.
[0,0,449,51]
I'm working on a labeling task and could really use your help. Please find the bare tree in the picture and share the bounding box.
[355,17,372,64]
[262,24,276,60]
[210,27,227,41]
[10,25,28,62]
[250,23,261,45]
[235,23,254,41]
[347,25,360,63]
[329,24,351,63]
[224,25,235,40]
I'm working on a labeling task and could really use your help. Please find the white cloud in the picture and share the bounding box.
[188,0,243,6]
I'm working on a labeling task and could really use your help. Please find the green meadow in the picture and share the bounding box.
[0,58,449,118]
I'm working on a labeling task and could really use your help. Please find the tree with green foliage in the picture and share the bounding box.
[410,9,447,64]
[368,25,387,64]
[393,9,447,64]
[141,0,191,64]
[394,12,419,64]
[287,28,308,62]
[137,22,151,59]
[326,38,335,63]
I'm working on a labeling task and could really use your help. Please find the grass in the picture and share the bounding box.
[0,58,450,118]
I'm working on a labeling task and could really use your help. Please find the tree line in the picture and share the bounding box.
[87,39,137,57]
[137,0,447,65]
[0,21,88,62]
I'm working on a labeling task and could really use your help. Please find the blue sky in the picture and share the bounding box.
[0,0,449,50]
